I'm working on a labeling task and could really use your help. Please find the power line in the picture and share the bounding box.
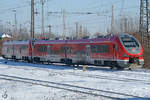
[46,5,139,25]
[0,0,41,13]
[0,4,28,13]
[119,0,125,17]
[75,0,122,11]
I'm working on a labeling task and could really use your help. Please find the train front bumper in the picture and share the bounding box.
[117,60,130,68]
[117,59,144,68]
[138,59,144,65]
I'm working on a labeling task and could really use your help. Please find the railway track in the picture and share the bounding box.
[1,59,150,85]
[2,64,150,85]
[56,71,150,85]
[0,59,150,99]
[0,74,149,100]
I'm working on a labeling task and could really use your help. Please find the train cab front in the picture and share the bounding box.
[118,34,144,68]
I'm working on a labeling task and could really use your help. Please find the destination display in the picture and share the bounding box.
[121,37,139,47]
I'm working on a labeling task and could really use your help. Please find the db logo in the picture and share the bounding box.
[132,48,135,52]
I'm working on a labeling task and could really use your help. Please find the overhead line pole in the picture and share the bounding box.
[140,0,150,47]
[31,0,35,39]
[75,22,79,39]
[40,0,45,37]
[146,0,150,33]
[111,5,115,34]
[12,10,17,40]
[48,25,51,39]
[62,9,66,39]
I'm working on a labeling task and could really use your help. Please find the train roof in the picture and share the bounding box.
[3,33,134,45]
[3,40,30,45]
[34,33,135,44]
[34,35,118,44]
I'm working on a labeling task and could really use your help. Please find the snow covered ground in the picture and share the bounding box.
[0,57,149,100]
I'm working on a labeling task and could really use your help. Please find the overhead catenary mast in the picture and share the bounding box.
[62,9,66,39]
[40,0,45,37]
[111,5,115,34]
[31,0,35,39]
[48,25,52,39]
[139,0,150,47]
[75,22,79,39]
[12,9,17,39]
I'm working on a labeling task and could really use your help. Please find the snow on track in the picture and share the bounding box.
[0,58,149,100]
[0,74,135,100]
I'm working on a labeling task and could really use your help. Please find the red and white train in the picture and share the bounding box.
[2,33,144,69]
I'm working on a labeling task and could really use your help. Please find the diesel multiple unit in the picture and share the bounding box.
[2,33,144,69]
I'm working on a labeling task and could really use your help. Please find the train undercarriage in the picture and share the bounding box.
[2,55,144,70]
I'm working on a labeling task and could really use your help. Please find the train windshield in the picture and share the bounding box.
[121,37,139,48]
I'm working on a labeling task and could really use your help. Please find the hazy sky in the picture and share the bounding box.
[0,0,140,36]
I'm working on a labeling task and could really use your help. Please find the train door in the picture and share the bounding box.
[18,46,22,59]
[113,44,118,60]
[86,45,91,63]
[47,45,51,60]
[12,45,15,58]
[64,47,70,59]
[64,47,67,59]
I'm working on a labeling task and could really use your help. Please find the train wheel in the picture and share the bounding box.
[116,65,124,70]
[110,66,114,70]
[28,59,32,63]
[110,61,117,70]
[129,68,132,70]
[128,64,137,70]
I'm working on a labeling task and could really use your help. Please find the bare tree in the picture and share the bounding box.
[115,16,139,33]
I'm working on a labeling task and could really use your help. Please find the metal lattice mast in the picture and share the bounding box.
[40,0,45,37]
[62,9,66,39]
[111,5,115,34]
[31,0,35,39]
[75,22,79,39]
[139,0,150,47]
[12,10,17,40]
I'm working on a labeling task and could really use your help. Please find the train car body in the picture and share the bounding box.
[2,33,144,69]
[2,40,32,61]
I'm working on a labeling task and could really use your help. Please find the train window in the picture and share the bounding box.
[61,47,65,53]
[61,46,72,54]
[91,45,109,53]
[74,50,85,55]
[51,50,60,55]
[91,45,97,53]
[12,46,15,54]
[20,45,28,49]
[19,47,22,54]
[7,47,9,53]
[37,46,47,52]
